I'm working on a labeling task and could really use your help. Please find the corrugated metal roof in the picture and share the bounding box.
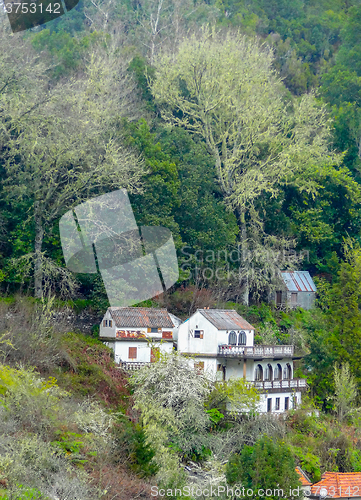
[310,472,361,498]
[109,307,175,328]
[281,271,316,292]
[198,309,254,330]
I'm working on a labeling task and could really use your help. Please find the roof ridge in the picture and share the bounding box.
[198,308,237,312]
[109,306,169,311]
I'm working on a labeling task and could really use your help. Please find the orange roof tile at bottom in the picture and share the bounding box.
[296,466,312,487]
[311,472,361,498]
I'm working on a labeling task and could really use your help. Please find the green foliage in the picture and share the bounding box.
[113,420,159,477]
[226,435,301,498]
[123,118,181,242]
[291,447,322,482]
[7,485,45,499]
[333,363,359,422]
[206,408,225,426]
[212,379,260,417]
[51,431,85,455]
[30,29,105,78]
[58,333,129,408]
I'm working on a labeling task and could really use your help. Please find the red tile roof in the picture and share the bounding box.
[109,307,175,328]
[311,472,361,498]
[296,467,312,486]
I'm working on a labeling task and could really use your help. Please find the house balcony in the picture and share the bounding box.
[254,378,307,392]
[120,361,150,370]
[218,344,294,358]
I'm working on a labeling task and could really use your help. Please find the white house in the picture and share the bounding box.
[100,307,181,368]
[177,308,307,413]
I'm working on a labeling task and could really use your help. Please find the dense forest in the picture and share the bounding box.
[2,0,361,498]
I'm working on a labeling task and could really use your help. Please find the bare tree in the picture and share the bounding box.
[0,32,145,298]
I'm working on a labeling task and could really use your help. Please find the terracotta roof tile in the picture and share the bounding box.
[311,472,361,498]
[296,467,312,486]
[109,307,175,328]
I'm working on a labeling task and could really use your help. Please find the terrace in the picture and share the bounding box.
[218,344,294,358]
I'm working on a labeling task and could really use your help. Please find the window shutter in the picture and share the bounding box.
[129,347,137,359]
[103,320,106,327]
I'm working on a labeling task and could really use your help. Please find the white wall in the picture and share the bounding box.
[112,340,173,364]
[257,391,301,413]
[99,309,116,338]
[250,359,293,381]
[178,311,254,355]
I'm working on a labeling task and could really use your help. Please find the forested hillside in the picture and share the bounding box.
[2,0,361,497]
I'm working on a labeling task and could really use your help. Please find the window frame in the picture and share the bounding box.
[229,331,237,345]
[255,364,263,381]
[267,398,272,413]
[274,363,282,381]
[128,347,137,360]
[283,363,292,380]
[238,331,247,345]
[265,363,273,381]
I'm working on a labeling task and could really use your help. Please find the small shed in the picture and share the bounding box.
[272,271,316,310]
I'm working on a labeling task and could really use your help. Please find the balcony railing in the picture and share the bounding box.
[120,361,149,370]
[254,379,307,390]
[218,345,294,358]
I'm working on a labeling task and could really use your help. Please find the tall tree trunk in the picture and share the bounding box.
[237,208,249,306]
[34,201,44,299]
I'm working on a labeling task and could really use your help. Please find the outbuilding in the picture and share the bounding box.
[271,271,316,310]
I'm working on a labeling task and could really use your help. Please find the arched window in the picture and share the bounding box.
[265,364,273,381]
[274,364,282,380]
[238,331,247,345]
[255,364,263,381]
[229,331,237,345]
[283,363,292,380]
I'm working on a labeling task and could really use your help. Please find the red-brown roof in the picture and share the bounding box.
[311,472,361,498]
[198,309,254,330]
[109,307,175,328]
[296,467,312,487]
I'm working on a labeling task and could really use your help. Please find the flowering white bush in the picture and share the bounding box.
[131,351,212,488]
[74,399,114,438]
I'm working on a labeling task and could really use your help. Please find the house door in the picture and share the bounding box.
[276,291,282,304]
[150,347,159,363]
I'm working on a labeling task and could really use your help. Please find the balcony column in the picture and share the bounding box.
[243,360,246,379]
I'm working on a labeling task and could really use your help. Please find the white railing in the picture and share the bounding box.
[120,361,149,370]
[254,379,307,390]
[218,345,294,358]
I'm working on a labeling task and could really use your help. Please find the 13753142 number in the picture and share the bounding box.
[5,3,61,13]
[313,486,360,497]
